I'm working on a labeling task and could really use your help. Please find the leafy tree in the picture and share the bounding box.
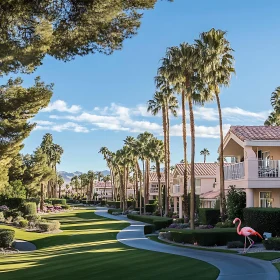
[3,180,26,198]
[0,0,172,76]
[226,186,246,221]
[8,154,26,182]
[0,77,53,189]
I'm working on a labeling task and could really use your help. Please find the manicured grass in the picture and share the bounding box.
[148,235,237,254]
[0,210,219,279]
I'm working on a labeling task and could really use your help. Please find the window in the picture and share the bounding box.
[259,192,272,208]
[195,179,201,186]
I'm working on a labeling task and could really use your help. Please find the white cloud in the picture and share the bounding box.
[41,100,81,114]
[34,122,89,133]
[34,120,54,125]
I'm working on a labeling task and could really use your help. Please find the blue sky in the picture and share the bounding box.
[7,0,280,172]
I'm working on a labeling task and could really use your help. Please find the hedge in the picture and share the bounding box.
[25,197,40,205]
[127,214,172,230]
[19,219,28,228]
[50,199,67,206]
[108,208,122,214]
[21,202,37,215]
[144,224,155,234]
[4,198,25,209]
[86,200,98,205]
[243,207,280,236]
[38,220,60,232]
[160,228,258,246]
[25,214,41,222]
[0,229,15,248]
[263,238,280,250]
[145,204,156,213]
[107,201,121,208]
[199,208,220,225]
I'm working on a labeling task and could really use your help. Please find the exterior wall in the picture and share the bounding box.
[253,188,280,207]
[200,178,215,194]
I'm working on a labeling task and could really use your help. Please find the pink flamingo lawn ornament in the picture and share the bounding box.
[233,218,263,253]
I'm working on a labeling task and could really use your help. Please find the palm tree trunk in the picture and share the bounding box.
[188,97,195,230]
[162,105,168,216]
[181,90,188,218]
[135,162,139,207]
[204,154,206,163]
[59,185,61,198]
[216,92,226,221]
[146,159,150,203]
[55,164,58,198]
[156,160,162,216]
[166,104,170,214]
[142,160,145,215]
[125,166,129,209]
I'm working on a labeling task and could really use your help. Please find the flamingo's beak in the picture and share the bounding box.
[233,219,236,224]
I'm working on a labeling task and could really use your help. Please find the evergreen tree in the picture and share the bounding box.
[0,77,53,189]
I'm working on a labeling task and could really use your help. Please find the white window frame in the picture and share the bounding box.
[259,191,272,208]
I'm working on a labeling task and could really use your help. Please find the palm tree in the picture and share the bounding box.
[265,86,280,126]
[70,175,80,196]
[200,148,210,163]
[196,28,235,221]
[95,171,103,182]
[148,138,164,216]
[102,175,111,201]
[52,144,63,198]
[57,174,64,198]
[65,184,70,197]
[87,170,95,200]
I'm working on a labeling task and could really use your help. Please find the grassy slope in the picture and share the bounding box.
[0,210,219,280]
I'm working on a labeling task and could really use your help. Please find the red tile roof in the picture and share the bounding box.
[175,163,219,177]
[230,126,280,141]
[200,190,220,199]
[149,172,173,182]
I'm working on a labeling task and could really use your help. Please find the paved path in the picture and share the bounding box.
[95,208,279,280]
[13,240,36,252]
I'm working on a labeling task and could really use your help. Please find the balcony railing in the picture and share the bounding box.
[150,187,159,193]
[224,162,245,180]
[258,160,280,178]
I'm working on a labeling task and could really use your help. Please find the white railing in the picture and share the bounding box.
[173,185,181,193]
[224,162,245,180]
[258,160,280,178]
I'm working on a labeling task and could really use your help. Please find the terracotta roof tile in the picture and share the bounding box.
[200,191,220,199]
[149,172,173,182]
[230,126,280,141]
[175,163,219,176]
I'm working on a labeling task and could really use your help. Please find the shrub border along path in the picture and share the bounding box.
[99,208,279,280]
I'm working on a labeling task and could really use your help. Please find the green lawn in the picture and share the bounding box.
[0,210,219,279]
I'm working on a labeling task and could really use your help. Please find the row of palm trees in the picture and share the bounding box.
[147,28,234,228]
[99,132,165,214]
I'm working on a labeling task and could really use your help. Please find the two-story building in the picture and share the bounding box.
[171,163,218,218]
[216,126,280,208]
[149,172,173,200]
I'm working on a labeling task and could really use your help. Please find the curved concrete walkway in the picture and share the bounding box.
[95,208,279,280]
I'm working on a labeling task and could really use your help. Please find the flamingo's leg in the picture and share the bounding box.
[243,236,246,253]
[246,237,254,253]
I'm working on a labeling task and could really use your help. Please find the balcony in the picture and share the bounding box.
[150,187,158,193]
[258,160,280,178]
[224,162,245,180]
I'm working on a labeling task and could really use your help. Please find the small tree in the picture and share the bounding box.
[226,185,246,221]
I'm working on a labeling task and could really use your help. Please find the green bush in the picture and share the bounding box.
[107,201,121,208]
[144,224,155,234]
[66,199,79,204]
[61,204,70,210]
[19,219,28,228]
[149,200,155,204]
[145,204,156,213]
[108,208,122,214]
[199,208,220,225]
[81,199,87,204]
[4,209,23,219]
[263,238,280,250]
[86,200,96,205]
[127,200,135,208]
[215,220,234,228]
[5,198,25,209]
[243,207,280,236]
[160,228,252,246]
[25,214,41,222]
[38,220,60,232]
[227,186,246,220]
[127,214,172,230]
[50,199,67,205]
[100,200,106,206]
[227,241,244,248]
[0,229,15,248]
[25,197,40,205]
[21,202,37,215]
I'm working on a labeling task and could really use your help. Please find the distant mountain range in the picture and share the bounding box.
[58,170,110,185]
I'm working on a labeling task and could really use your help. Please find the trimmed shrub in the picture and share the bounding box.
[108,208,122,214]
[0,229,15,248]
[38,220,60,232]
[25,197,40,205]
[22,202,37,215]
[227,241,244,248]
[50,199,67,206]
[263,238,280,250]
[4,209,23,219]
[160,228,252,246]
[215,220,234,228]
[107,201,121,208]
[199,208,220,226]
[127,200,135,208]
[19,219,28,228]
[127,214,172,230]
[243,207,280,236]
[100,200,106,206]
[145,204,156,213]
[5,198,24,209]
[81,199,87,204]
[25,214,41,222]
[86,200,96,205]
[144,224,155,234]
[149,200,155,204]
[61,205,71,210]
[66,199,79,204]
[0,212,4,222]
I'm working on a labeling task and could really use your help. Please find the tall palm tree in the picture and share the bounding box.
[70,175,80,195]
[265,86,280,126]
[148,138,164,216]
[57,174,64,198]
[65,184,70,197]
[196,28,235,221]
[102,175,110,201]
[200,148,210,163]
[87,170,95,200]
[95,171,103,182]
[52,143,63,198]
